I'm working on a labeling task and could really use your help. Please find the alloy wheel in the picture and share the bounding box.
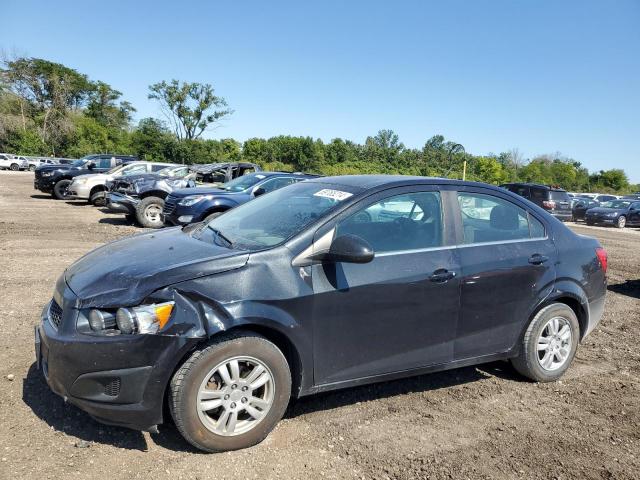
[537,316,572,371]
[196,356,275,436]
[144,204,162,223]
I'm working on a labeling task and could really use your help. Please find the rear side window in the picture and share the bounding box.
[337,191,443,253]
[550,191,570,201]
[530,188,548,201]
[457,193,545,244]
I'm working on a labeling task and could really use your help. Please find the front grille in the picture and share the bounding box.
[48,299,63,329]
[103,378,121,397]
[163,194,177,215]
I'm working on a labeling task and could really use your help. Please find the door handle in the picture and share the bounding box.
[528,254,549,265]
[429,269,456,283]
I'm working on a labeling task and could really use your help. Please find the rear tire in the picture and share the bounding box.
[29,165,36,172]
[616,215,626,229]
[53,179,72,200]
[511,303,579,382]
[170,331,291,453]
[135,196,165,228]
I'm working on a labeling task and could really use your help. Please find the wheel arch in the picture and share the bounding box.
[531,283,589,341]
[140,190,168,200]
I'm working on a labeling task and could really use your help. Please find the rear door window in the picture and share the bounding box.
[457,192,545,244]
[550,191,571,202]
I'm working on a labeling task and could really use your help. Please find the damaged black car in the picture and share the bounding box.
[106,162,261,228]
[36,176,607,453]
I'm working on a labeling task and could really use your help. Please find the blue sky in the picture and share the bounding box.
[2,0,639,181]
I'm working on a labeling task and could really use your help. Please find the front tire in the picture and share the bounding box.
[29,165,36,172]
[10,163,19,171]
[616,215,626,229]
[170,332,291,453]
[53,179,72,199]
[511,303,579,382]
[90,190,106,206]
[135,196,165,228]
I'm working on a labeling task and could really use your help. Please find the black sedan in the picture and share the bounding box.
[36,176,607,452]
[572,198,600,221]
[585,199,640,228]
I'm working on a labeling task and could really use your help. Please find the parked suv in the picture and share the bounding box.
[67,161,177,205]
[501,183,572,221]
[36,176,607,452]
[0,154,29,171]
[34,154,138,199]
[163,171,319,226]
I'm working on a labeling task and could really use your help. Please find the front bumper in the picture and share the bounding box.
[34,177,56,192]
[585,215,616,225]
[163,203,206,226]
[36,283,199,431]
[67,182,91,200]
[106,192,139,215]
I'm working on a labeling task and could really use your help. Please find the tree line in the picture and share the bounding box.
[0,56,636,193]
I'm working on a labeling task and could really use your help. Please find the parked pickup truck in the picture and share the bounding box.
[0,154,29,171]
[34,154,139,199]
[67,161,178,205]
[106,162,261,228]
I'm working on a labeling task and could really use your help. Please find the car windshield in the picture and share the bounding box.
[194,182,359,249]
[601,200,630,209]
[221,173,266,192]
[70,159,89,167]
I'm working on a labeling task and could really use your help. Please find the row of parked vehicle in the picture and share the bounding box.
[32,154,319,228]
[0,153,74,171]
[500,182,640,229]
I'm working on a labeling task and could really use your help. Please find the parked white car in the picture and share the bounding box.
[67,161,177,205]
[0,154,29,171]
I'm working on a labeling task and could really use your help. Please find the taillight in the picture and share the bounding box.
[542,200,556,210]
[596,247,607,274]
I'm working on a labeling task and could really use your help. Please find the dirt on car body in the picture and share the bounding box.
[0,171,639,479]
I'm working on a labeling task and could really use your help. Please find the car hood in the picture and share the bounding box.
[171,186,237,197]
[65,227,249,307]
[587,207,626,214]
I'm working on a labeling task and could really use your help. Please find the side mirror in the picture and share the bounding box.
[313,234,374,264]
[87,162,95,170]
[253,187,266,197]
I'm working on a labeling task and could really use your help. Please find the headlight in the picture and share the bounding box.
[74,178,88,185]
[89,309,116,330]
[179,195,210,206]
[607,212,618,217]
[115,302,175,334]
[41,171,54,177]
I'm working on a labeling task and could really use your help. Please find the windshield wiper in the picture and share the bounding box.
[207,226,234,247]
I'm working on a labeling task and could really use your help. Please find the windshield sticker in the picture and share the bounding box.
[255,174,266,179]
[313,189,353,201]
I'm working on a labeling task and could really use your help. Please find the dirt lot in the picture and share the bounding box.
[0,171,639,480]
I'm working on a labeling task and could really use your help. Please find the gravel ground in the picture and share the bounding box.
[0,171,639,480]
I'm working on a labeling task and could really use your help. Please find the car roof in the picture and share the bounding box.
[306,174,510,192]
[501,182,567,192]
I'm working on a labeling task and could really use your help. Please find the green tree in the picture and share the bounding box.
[148,79,232,140]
